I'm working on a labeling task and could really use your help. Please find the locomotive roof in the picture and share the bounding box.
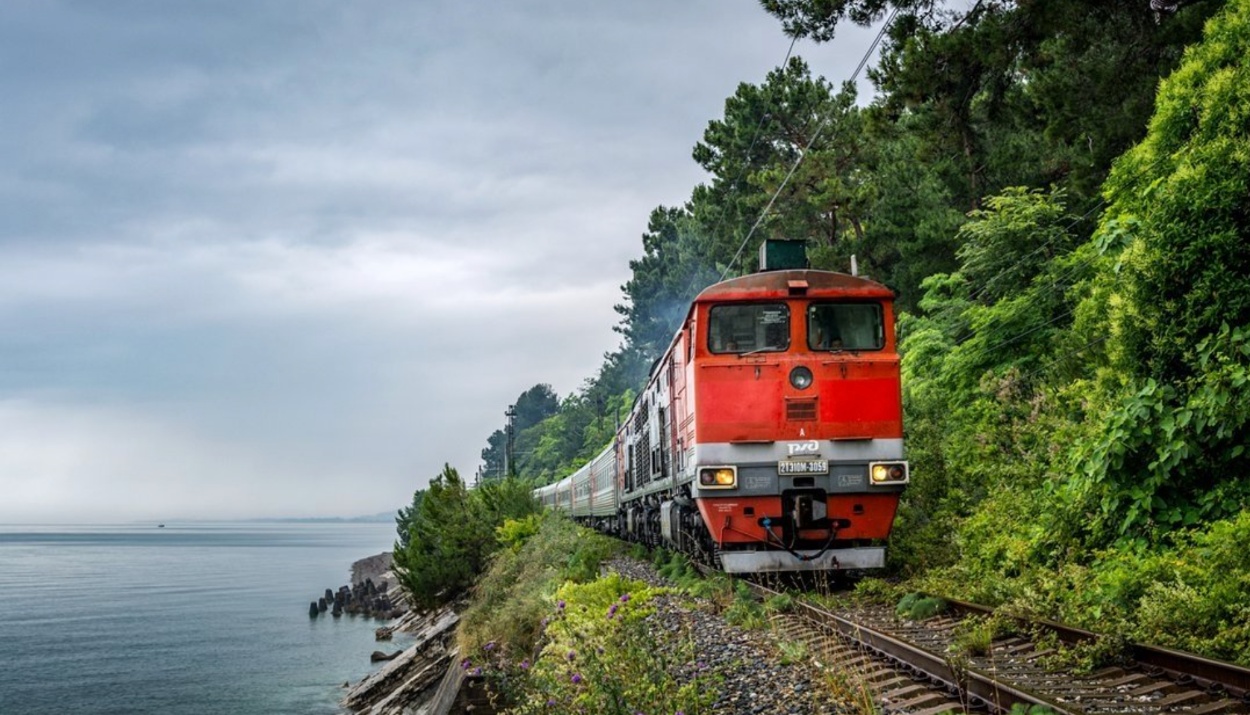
[693,269,895,303]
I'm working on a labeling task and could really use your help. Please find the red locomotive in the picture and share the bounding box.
[536,242,908,573]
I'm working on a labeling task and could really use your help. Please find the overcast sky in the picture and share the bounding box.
[0,0,886,523]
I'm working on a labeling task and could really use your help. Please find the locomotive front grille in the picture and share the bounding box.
[785,398,817,421]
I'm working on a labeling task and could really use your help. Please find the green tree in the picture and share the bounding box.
[392,465,538,610]
[394,488,425,549]
[760,0,938,42]
[1067,0,1250,541]
[614,206,713,362]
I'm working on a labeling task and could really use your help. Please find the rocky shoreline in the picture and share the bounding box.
[308,552,405,621]
[330,553,467,715]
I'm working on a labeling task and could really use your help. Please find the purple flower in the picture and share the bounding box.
[571,673,583,684]
[607,604,619,619]
[566,649,576,661]
[520,659,530,670]
[620,593,631,603]
[547,699,557,707]
[557,599,566,610]
[471,667,482,677]
[460,658,472,670]
[484,641,496,651]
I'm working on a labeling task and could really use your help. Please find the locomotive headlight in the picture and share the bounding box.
[698,467,737,489]
[789,366,814,390]
[870,461,909,485]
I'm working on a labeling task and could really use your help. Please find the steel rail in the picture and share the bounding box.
[745,580,1074,714]
[947,598,1250,699]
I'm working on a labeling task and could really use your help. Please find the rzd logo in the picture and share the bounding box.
[786,440,819,456]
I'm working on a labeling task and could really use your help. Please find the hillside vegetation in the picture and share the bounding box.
[397,0,1250,663]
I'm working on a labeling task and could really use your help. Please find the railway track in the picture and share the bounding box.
[744,580,1250,715]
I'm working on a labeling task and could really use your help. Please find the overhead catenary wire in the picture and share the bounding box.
[718,7,902,282]
[671,34,802,305]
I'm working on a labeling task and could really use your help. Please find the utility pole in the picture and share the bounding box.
[505,404,517,479]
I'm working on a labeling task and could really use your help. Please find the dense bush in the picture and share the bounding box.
[457,519,718,714]
[886,0,1250,665]
[457,513,618,657]
[392,465,539,611]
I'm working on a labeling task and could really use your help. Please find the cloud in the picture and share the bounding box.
[0,0,888,521]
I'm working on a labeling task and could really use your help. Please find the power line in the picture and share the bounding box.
[719,8,901,282]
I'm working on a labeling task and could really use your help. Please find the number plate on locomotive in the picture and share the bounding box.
[777,459,829,476]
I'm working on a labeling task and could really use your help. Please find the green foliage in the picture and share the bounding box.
[391,466,539,611]
[764,593,795,614]
[761,0,924,42]
[480,384,561,480]
[394,488,424,549]
[496,514,543,553]
[919,509,1250,666]
[1100,0,1250,386]
[457,513,620,658]
[949,612,1017,657]
[474,574,719,715]
[777,639,809,666]
[723,581,767,629]
[1037,633,1132,676]
[656,550,699,583]
[895,593,946,621]
[1009,706,1059,715]
[849,577,902,605]
[891,185,1092,574]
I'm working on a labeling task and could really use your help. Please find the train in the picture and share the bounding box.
[534,241,908,573]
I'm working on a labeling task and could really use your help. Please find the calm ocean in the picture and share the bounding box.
[0,522,414,715]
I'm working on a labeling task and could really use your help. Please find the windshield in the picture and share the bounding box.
[807,303,884,351]
[708,303,790,354]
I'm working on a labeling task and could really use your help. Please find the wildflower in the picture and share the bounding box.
[547,699,557,707]
[566,649,576,661]
[520,659,530,670]
[557,599,566,610]
[484,641,496,652]
[571,673,583,684]
[471,667,482,677]
[620,593,631,603]
[460,658,472,670]
[607,604,619,619]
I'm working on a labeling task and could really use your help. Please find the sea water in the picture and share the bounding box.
[0,522,414,715]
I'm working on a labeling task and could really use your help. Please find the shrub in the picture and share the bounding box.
[457,514,618,658]
[477,575,719,714]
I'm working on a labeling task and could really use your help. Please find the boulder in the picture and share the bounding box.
[371,650,403,662]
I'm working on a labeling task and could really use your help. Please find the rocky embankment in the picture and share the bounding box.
[313,553,467,715]
[308,552,405,620]
[341,605,464,715]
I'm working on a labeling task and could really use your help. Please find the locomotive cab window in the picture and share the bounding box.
[708,303,789,354]
[807,303,884,351]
